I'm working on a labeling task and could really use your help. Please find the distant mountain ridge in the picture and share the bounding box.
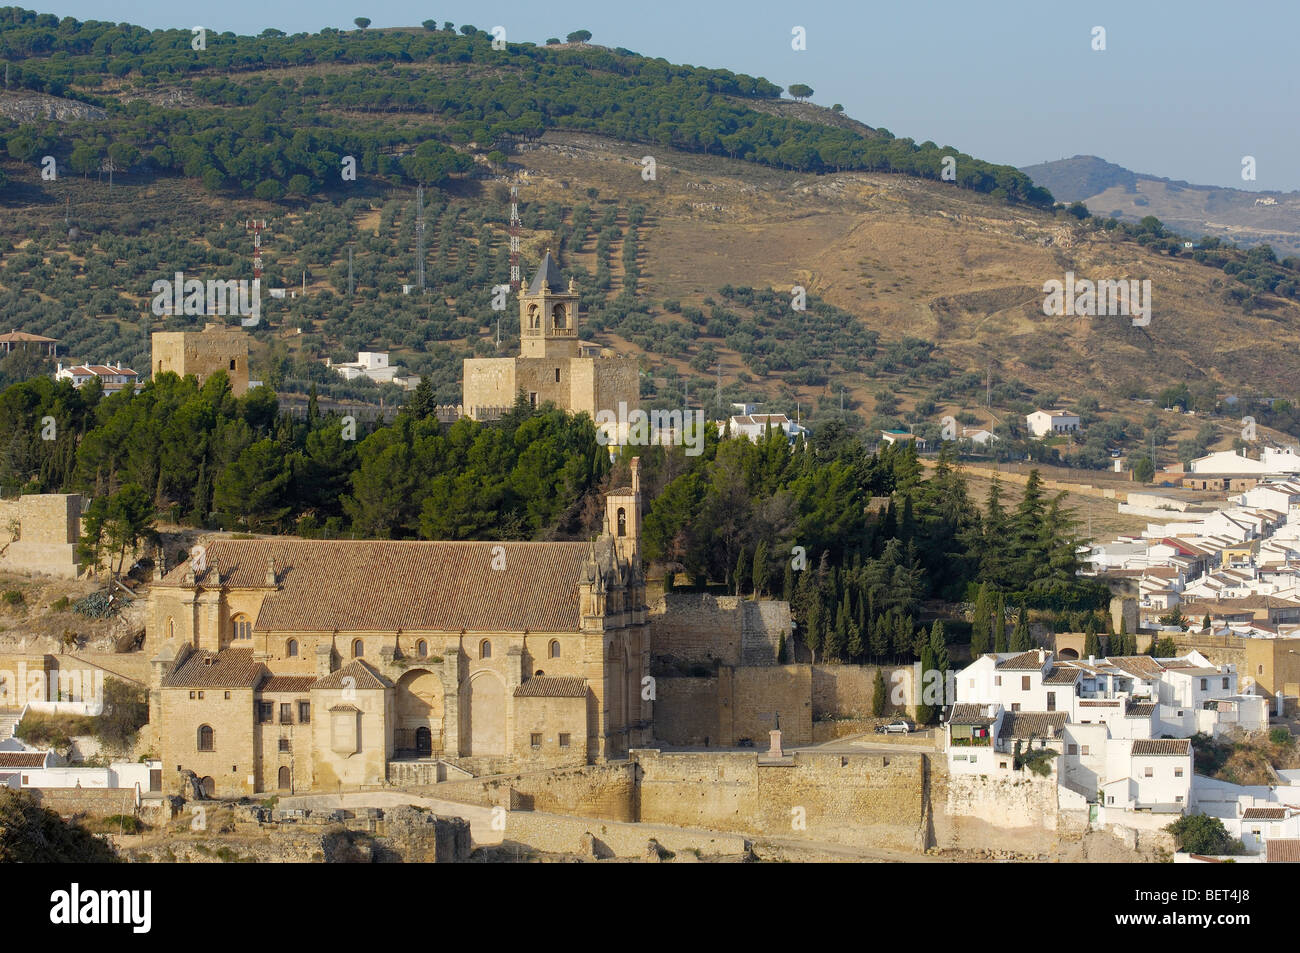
[1021,155,1300,255]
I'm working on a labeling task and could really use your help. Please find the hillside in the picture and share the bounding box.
[0,10,1299,469]
[1022,155,1300,256]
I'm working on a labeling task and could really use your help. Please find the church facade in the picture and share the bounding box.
[148,465,651,798]
[462,252,639,424]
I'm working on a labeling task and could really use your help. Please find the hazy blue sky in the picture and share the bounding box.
[48,0,1300,190]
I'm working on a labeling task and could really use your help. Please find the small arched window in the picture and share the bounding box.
[352,639,364,658]
[549,640,561,659]
[416,640,428,658]
[528,305,540,329]
[553,303,567,329]
[286,639,298,657]
[479,640,492,660]
[231,615,251,641]
[197,725,214,752]
[229,358,236,371]
[535,669,545,676]
[617,507,627,537]
[166,618,175,641]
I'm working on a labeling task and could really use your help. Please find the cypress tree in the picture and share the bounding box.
[994,593,1008,654]
[1010,604,1032,652]
[1202,613,1212,633]
[869,613,889,661]
[970,583,991,658]
[1083,629,1099,659]
[782,559,795,601]
[930,620,950,675]
[805,597,823,663]
[871,668,887,717]
[734,546,748,596]
[916,643,936,725]
[751,540,769,599]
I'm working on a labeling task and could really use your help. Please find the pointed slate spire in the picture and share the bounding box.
[528,250,565,294]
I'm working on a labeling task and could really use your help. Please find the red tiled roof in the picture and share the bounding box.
[157,539,606,633]
[1242,807,1288,820]
[996,650,1046,671]
[1266,839,1300,863]
[260,675,317,693]
[1132,739,1191,756]
[161,649,265,688]
[0,752,48,768]
[514,676,587,698]
[312,660,392,691]
[998,711,1067,740]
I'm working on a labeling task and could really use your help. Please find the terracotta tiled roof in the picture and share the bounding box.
[260,675,317,693]
[157,538,608,633]
[1079,699,1123,707]
[1125,703,1157,718]
[996,650,1047,671]
[1267,839,1300,863]
[312,659,392,691]
[998,711,1067,740]
[948,703,998,727]
[1242,807,1289,820]
[0,331,56,343]
[0,752,48,768]
[1131,739,1191,756]
[1106,656,1166,680]
[1045,667,1081,684]
[514,676,587,698]
[161,649,265,688]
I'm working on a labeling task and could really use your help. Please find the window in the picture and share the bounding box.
[257,702,273,724]
[480,640,492,659]
[1081,745,1090,756]
[1021,676,1030,691]
[1011,703,1021,712]
[994,676,1002,687]
[530,733,542,748]
[1107,796,1114,805]
[1175,767,1184,777]
[298,702,311,724]
[529,392,538,408]
[224,691,230,700]
[278,738,291,752]
[416,640,427,658]
[197,725,214,751]
[166,618,175,640]
[189,691,196,700]
[1222,677,1229,689]
[280,703,292,724]
[1143,767,1153,778]
[550,640,561,659]
[554,368,561,382]
[352,639,364,658]
[1067,744,1077,755]
[559,733,571,748]
[999,762,1008,769]
[617,507,627,537]
[1175,795,1183,803]
[231,616,252,641]
[968,754,977,764]
[287,639,298,657]
[1200,678,1207,691]
[1047,692,1056,712]
[1258,664,1265,675]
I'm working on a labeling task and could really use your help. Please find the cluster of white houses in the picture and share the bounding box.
[945,649,1277,832]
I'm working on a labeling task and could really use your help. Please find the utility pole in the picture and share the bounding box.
[415,185,426,293]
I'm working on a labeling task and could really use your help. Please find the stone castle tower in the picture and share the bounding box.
[461,252,639,422]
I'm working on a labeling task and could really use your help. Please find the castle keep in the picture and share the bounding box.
[148,465,650,797]
[462,253,639,423]
[151,324,250,396]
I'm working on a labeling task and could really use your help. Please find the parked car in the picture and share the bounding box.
[736,738,754,747]
[875,719,914,734]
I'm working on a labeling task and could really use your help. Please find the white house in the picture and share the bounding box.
[728,413,809,443]
[54,363,140,396]
[1026,409,1081,438]
[326,351,421,391]
[1189,447,1300,476]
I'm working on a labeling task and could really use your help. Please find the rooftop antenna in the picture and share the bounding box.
[415,185,426,293]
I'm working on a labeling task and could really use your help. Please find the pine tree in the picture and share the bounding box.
[994,593,1008,653]
[970,583,991,658]
[1010,604,1032,652]
[1202,613,1212,633]
[869,613,889,661]
[805,597,823,663]
[1118,617,1130,655]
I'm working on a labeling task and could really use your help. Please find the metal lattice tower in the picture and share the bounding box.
[509,183,521,291]
[415,186,426,292]
[245,219,267,281]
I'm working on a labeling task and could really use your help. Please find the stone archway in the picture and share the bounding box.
[463,671,506,757]
[395,669,444,759]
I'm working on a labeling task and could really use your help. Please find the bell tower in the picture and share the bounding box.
[520,251,580,359]
[604,457,642,565]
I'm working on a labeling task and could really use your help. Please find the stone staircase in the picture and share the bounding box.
[0,707,25,741]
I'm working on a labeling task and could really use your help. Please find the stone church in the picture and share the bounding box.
[461,252,639,424]
[148,464,651,798]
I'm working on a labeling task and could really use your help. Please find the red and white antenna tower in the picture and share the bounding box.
[509,183,521,291]
[245,219,267,280]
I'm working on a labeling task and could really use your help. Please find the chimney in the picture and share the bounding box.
[1088,655,1095,666]
[265,557,277,588]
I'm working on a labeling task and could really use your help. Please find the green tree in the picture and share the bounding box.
[970,583,992,657]
[993,593,1008,653]
[1165,814,1240,855]
[929,620,950,676]
[1010,604,1032,652]
[354,17,371,30]
[104,483,156,576]
[566,29,593,43]
[871,668,886,717]
[751,540,770,598]
[1131,455,1155,483]
[788,84,814,101]
[212,439,292,532]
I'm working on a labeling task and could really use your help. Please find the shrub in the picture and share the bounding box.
[1166,814,1241,855]
[2,590,24,607]
[1269,727,1292,746]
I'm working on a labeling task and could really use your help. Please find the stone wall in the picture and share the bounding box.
[151,328,250,397]
[740,600,791,666]
[430,762,637,821]
[504,810,748,858]
[811,664,914,718]
[633,749,927,852]
[719,665,812,745]
[653,676,718,745]
[30,786,140,817]
[0,494,83,578]
[648,592,745,666]
[933,766,1062,854]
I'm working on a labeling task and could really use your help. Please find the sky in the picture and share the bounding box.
[44,0,1300,191]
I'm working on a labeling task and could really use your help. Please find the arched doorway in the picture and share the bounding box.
[201,776,215,798]
[395,669,444,759]
[1058,647,1080,660]
[464,672,506,756]
[277,766,291,791]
